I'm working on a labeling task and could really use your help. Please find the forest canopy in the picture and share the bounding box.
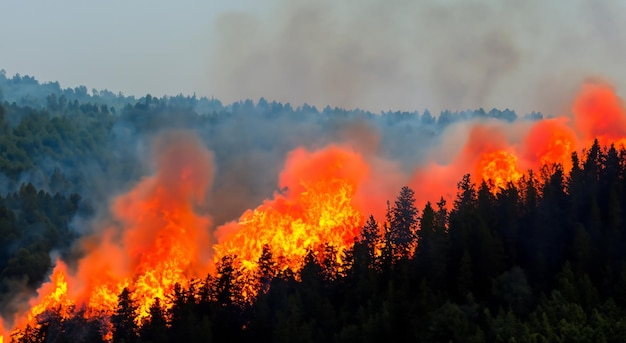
[1,72,625,342]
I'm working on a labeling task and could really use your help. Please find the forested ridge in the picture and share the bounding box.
[2,72,625,342]
[13,145,626,343]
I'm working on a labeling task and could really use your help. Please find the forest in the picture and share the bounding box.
[1,71,625,342]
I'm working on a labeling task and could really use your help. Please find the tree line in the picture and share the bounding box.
[3,74,620,342]
[11,140,626,342]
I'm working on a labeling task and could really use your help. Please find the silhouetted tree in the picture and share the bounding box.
[385,186,418,259]
[256,244,277,294]
[359,215,381,269]
[139,298,168,343]
[112,288,138,343]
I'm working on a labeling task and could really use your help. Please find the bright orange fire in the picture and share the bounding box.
[463,125,523,192]
[77,131,215,320]
[3,262,73,342]
[26,263,72,323]
[523,118,577,173]
[2,131,216,340]
[573,81,626,148]
[213,145,369,273]
[476,150,523,190]
[410,81,626,200]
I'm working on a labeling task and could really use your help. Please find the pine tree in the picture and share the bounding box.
[214,254,243,308]
[257,244,277,294]
[360,215,382,269]
[418,202,435,246]
[386,186,419,259]
[139,298,168,343]
[111,287,138,343]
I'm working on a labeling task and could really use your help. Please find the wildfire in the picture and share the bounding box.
[460,124,524,193]
[3,262,73,343]
[523,118,577,173]
[2,131,216,340]
[80,131,215,320]
[26,263,72,323]
[213,145,369,273]
[476,150,523,190]
[6,80,626,341]
[573,81,626,148]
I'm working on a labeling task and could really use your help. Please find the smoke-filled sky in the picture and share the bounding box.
[1,0,625,114]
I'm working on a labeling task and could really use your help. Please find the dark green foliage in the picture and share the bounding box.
[0,184,80,307]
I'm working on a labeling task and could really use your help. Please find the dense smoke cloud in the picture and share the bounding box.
[208,0,626,115]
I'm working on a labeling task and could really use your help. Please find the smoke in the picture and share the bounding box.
[208,0,626,115]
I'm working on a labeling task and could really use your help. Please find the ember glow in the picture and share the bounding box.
[4,80,626,341]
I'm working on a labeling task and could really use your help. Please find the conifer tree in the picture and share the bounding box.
[386,186,419,259]
[111,287,138,343]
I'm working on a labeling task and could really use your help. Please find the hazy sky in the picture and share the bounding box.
[2,0,626,115]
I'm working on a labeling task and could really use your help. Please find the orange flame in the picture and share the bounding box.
[573,81,626,148]
[214,145,369,273]
[476,150,523,190]
[4,131,216,339]
[410,81,626,199]
[523,118,578,173]
[26,263,72,323]
[74,131,215,320]
[3,262,73,342]
[464,125,523,192]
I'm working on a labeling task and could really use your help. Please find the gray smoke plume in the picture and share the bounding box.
[207,0,626,115]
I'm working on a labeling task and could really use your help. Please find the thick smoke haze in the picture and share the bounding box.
[3,1,625,115]
[209,0,626,115]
